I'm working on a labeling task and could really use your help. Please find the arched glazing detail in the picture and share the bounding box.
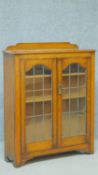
[62,63,87,138]
[25,65,52,143]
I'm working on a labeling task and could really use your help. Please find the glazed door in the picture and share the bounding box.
[21,59,57,153]
[57,58,90,147]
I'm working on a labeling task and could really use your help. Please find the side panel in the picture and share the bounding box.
[14,56,22,166]
[4,54,15,161]
[87,52,95,153]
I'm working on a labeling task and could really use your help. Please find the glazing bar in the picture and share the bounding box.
[77,64,80,134]
[50,74,52,138]
[42,66,45,140]
[68,65,71,136]
[32,67,35,140]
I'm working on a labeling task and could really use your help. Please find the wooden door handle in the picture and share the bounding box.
[58,84,62,95]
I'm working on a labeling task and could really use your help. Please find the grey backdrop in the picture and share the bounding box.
[0,0,98,141]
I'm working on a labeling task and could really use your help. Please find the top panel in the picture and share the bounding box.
[6,42,79,50]
[3,42,95,55]
[4,42,78,54]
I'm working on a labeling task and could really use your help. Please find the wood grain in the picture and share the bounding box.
[3,42,95,167]
[4,55,15,161]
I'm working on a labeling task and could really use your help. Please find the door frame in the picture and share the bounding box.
[20,57,57,153]
[57,56,91,147]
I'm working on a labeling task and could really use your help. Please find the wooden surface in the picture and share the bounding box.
[3,42,95,167]
[6,42,78,50]
[4,55,15,161]
[4,42,94,55]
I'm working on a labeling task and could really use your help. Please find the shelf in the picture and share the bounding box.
[26,113,52,119]
[26,91,86,103]
[25,72,86,79]
[26,88,52,93]
[26,112,85,120]
[63,111,86,115]
[26,74,51,79]
[62,92,86,100]
[63,72,85,77]
[26,95,52,103]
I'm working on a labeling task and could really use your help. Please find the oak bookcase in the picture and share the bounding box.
[3,42,95,167]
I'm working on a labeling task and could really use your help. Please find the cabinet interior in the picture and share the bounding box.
[25,65,52,143]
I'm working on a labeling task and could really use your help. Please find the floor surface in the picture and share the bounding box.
[0,141,98,175]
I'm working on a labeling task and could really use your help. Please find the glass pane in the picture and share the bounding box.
[62,64,87,138]
[25,65,52,143]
